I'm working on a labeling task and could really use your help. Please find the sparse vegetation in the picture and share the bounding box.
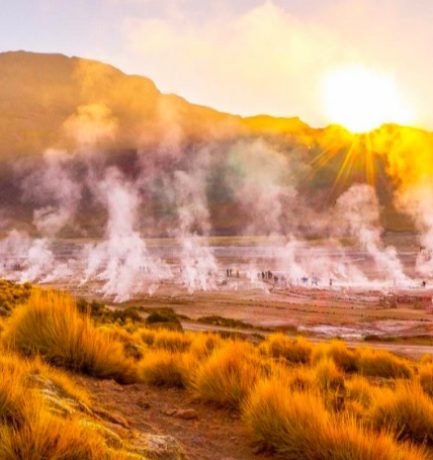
[1,285,433,459]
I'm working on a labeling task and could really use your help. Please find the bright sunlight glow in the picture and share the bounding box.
[323,66,414,133]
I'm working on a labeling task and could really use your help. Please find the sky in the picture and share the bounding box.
[1,0,432,129]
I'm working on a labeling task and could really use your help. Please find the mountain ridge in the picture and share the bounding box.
[0,50,432,235]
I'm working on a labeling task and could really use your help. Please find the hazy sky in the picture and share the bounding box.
[1,0,432,128]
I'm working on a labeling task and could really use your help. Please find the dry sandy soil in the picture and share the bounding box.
[78,376,272,460]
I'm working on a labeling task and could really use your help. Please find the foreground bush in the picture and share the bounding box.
[243,377,426,459]
[357,348,412,379]
[370,384,433,446]
[195,341,267,408]
[3,290,136,383]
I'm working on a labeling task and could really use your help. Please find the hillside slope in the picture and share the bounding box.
[0,51,432,234]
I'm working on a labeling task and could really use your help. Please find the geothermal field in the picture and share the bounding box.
[1,229,433,342]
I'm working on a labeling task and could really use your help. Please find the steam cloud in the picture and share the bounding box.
[0,117,430,301]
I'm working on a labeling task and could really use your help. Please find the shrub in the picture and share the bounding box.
[357,348,412,379]
[243,377,425,459]
[139,350,195,388]
[195,341,267,409]
[3,290,136,383]
[369,384,433,446]
[259,334,312,364]
[145,308,182,330]
[0,280,32,317]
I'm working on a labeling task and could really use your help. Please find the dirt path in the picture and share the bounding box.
[78,377,271,460]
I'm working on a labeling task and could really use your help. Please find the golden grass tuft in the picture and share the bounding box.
[0,353,34,428]
[189,333,222,358]
[312,340,358,373]
[419,363,433,398]
[0,347,130,460]
[136,327,192,352]
[357,347,413,379]
[314,358,345,393]
[259,334,312,364]
[195,341,267,409]
[152,329,192,352]
[345,376,376,409]
[370,383,433,446]
[243,377,426,459]
[0,409,114,460]
[3,290,136,383]
[139,350,196,388]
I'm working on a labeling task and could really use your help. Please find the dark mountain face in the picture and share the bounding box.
[0,51,431,236]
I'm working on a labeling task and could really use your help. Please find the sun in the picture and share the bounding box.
[322,66,414,133]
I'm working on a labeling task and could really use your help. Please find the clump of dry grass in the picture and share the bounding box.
[259,334,312,364]
[369,383,433,446]
[0,353,34,428]
[357,348,412,379]
[152,329,192,352]
[28,356,92,409]
[284,366,315,391]
[0,409,117,460]
[101,324,145,360]
[243,377,426,459]
[195,341,268,409]
[139,350,196,388]
[189,333,222,358]
[0,347,131,460]
[136,327,192,352]
[419,363,433,397]
[3,290,136,383]
[137,327,157,346]
[345,376,376,409]
[314,358,345,393]
[312,340,358,373]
